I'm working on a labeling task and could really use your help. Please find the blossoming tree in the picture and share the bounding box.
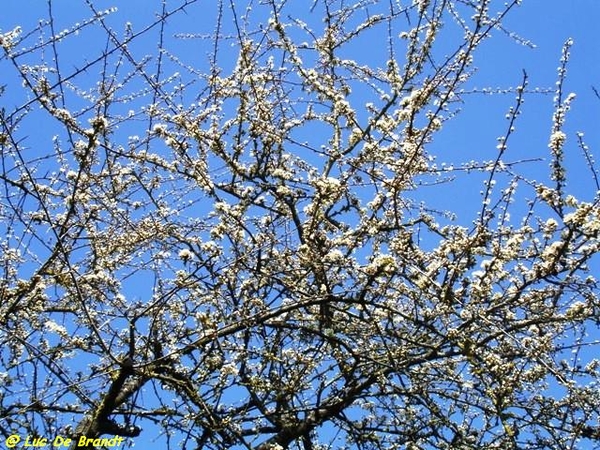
[1,1,599,449]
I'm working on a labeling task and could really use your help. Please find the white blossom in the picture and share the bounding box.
[0,26,21,51]
[178,249,194,262]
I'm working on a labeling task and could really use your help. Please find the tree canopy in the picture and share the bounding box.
[1,1,599,449]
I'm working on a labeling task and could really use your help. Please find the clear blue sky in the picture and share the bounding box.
[2,1,599,448]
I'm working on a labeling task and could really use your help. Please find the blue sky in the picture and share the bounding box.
[424,0,600,218]
[2,1,600,448]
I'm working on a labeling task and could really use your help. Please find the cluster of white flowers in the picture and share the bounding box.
[152,123,168,136]
[563,202,594,227]
[536,185,560,206]
[89,115,108,131]
[220,362,239,377]
[542,218,559,237]
[400,88,426,111]
[413,0,430,14]
[276,185,294,197]
[45,320,68,338]
[548,130,566,151]
[178,248,194,262]
[53,108,74,122]
[313,176,342,203]
[565,301,592,320]
[324,249,345,264]
[271,167,293,180]
[365,254,397,275]
[0,26,21,51]
[540,241,565,263]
